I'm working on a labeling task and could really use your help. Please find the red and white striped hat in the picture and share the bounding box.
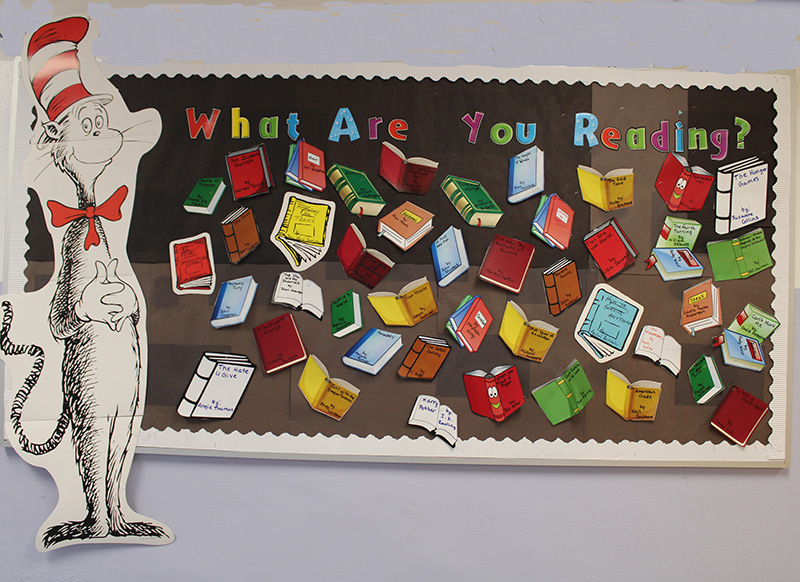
[27,17,109,121]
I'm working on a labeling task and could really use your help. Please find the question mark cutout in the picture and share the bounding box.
[734,116,750,149]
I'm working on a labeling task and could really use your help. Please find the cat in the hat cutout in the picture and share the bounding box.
[0,16,174,551]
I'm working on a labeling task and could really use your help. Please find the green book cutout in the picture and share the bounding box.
[727,303,779,343]
[440,175,503,228]
[331,289,363,338]
[327,164,386,217]
[184,177,226,215]
[531,359,593,425]
[688,354,724,404]
[655,216,702,249]
[706,228,773,281]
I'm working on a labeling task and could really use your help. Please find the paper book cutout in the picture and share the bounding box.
[331,289,363,338]
[377,200,435,251]
[681,279,721,335]
[210,275,258,329]
[706,228,773,281]
[726,303,780,343]
[576,165,634,211]
[272,272,324,320]
[397,336,451,380]
[507,145,545,203]
[499,301,558,363]
[407,395,457,447]
[447,295,493,353]
[379,142,439,195]
[431,225,469,287]
[463,365,524,422]
[531,359,593,425]
[654,152,713,212]
[298,355,360,420]
[178,352,256,419]
[583,217,638,280]
[574,283,643,363]
[531,192,574,250]
[710,386,768,446]
[270,191,335,271]
[169,232,216,295]
[606,369,662,421]
[220,206,261,264]
[342,328,403,375]
[440,175,503,227]
[633,325,681,377]
[336,223,395,289]
[0,16,173,550]
[285,141,308,190]
[368,277,438,326]
[645,247,703,281]
[542,258,581,316]
[286,140,326,191]
[253,312,308,374]
[327,163,386,217]
[718,329,765,372]
[714,156,769,234]
[184,177,225,215]
[655,216,702,249]
[478,234,535,294]
[688,354,724,404]
[226,142,273,200]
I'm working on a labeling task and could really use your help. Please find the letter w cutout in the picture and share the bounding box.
[186,108,220,139]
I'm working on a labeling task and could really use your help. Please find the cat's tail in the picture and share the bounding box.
[1,300,68,455]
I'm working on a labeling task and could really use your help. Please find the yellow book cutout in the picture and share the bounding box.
[576,165,634,211]
[298,355,360,421]
[368,277,438,326]
[499,301,558,363]
[605,369,661,421]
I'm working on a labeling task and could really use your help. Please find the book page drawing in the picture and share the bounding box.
[0,17,173,551]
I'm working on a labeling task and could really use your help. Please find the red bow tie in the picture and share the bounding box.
[47,186,128,250]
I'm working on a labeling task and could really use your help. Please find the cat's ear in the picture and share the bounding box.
[42,121,61,141]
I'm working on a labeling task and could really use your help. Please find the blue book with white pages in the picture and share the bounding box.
[210,275,258,328]
[649,247,704,281]
[431,226,469,287]
[720,329,765,371]
[508,145,545,203]
[342,328,403,375]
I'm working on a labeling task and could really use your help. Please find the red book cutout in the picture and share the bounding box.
[583,218,638,280]
[379,141,439,195]
[226,143,273,200]
[252,312,308,374]
[478,234,535,294]
[710,386,768,446]
[454,296,493,353]
[336,223,395,289]
[298,141,326,191]
[655,152,714,212]
[169,232,215,295]
[462,365,524,422]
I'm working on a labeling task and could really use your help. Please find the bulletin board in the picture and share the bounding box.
[6,61,792,466]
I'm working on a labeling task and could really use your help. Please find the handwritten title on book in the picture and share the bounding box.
[186,106,749,161]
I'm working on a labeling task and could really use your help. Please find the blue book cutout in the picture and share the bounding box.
[574,284,643,363]
[342,328,403,375]
[446,295,479,348]
[649,247,703,281]
[210,275,258,328]
[508,145,545,203]
[720,329,765,371]
[431,225,469,287]
[531,194,551,245]
[285,140,311,190]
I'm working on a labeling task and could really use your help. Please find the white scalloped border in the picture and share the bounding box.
[6,61,793,466]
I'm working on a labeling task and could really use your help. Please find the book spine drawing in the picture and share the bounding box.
[177,355,216,417]
[715,168,733,234]
[398,338,425,377]
[542,271,562,315]
[442,179,478,225]
[732,239,748,277]
[221,221,242,263]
